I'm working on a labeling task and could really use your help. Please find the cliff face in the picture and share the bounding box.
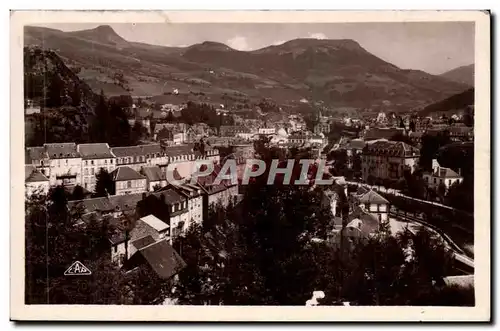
[24,46,98,112]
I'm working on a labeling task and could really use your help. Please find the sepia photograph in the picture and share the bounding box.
[10,10,490,321]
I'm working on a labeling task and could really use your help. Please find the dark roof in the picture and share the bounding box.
[347,206,380,237]
[365,127,405,140]
[151,189,185,205]
[68,196,115,214]
[25,165,49,182]
[163,144,194,157]
[130,235,156,251]
[25,146,48,163]
[78,143,114,159]
[110,166,146,181]
[364,140,419,157]
[44,143,80,159]
[111,144,163,158]
[130,239,187,280]
[142,166,166,182]
[108,193,144,212]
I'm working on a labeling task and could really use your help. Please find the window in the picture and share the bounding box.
[84,169,88,175]
[91,168,94,175]
[433,178,436,184]
[91,160,94,165]
[110,159,113,164]
[85,161,88,166]
[113,246,117,253]
[127,181,132,189]
[104,160,107,164]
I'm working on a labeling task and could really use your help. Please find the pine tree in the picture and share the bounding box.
[94,168,114,197]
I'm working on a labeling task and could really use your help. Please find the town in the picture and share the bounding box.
[22,23,476,307]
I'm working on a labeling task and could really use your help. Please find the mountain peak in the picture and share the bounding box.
[68,24,129,47]
[93,25,116,34]
[187,41,234,52]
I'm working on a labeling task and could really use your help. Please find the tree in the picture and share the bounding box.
[437,182,447,202]
[45,73,65,108]
[352,153,362,179]
[419,132,451,171]
[94,168,114,197]
[71,185,86,201]
[69,84,81,107]
[25,186,130,304]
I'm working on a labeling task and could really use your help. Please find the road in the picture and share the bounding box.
[345,180,473,217]
[389,211,474,270]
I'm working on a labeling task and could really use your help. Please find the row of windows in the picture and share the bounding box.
[116,154,196,165]
[427,177,455,186]
[84,159,113,166]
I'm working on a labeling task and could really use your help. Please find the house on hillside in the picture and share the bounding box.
[423,159,463,190]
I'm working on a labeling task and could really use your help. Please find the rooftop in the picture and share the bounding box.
[44,143,81,159]
[140,214,170,232]
[141,166,166,182]
[77,143,114,159]
[110,166,146,182]
[356,189,389,205]
[127,239,187,280]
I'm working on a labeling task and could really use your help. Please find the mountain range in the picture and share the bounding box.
[24,25,471,112]
[439,64,474,86]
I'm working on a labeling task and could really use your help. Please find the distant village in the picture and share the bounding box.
[24,95,475,300]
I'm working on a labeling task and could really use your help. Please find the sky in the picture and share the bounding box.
[40,22,475,75]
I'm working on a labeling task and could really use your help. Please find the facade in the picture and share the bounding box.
[78,143,116,191]
[423,159,463,190]
[112,144,168,172]
[170,183,204,226]
[152,189,190,238]
[110,166,148,195]
[44,143,82,187]
[362,141,420,183]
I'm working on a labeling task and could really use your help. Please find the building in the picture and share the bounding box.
[25,147,50,177]
[141,166,167,191]
[77,143,116,191]
[110,166,147,195]
[170,183,204,226]
[314,121,331,135]
[423,159,463,190]
[44,143,82,187]
[25,165,50,197]
[152,189,190,238]
[109,214,170,266]
[123,239,186,283]
[362,141,420,183]
[352,189,390,222]
[112,144,169,172]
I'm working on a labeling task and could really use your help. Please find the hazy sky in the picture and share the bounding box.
[40,22,475,75]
